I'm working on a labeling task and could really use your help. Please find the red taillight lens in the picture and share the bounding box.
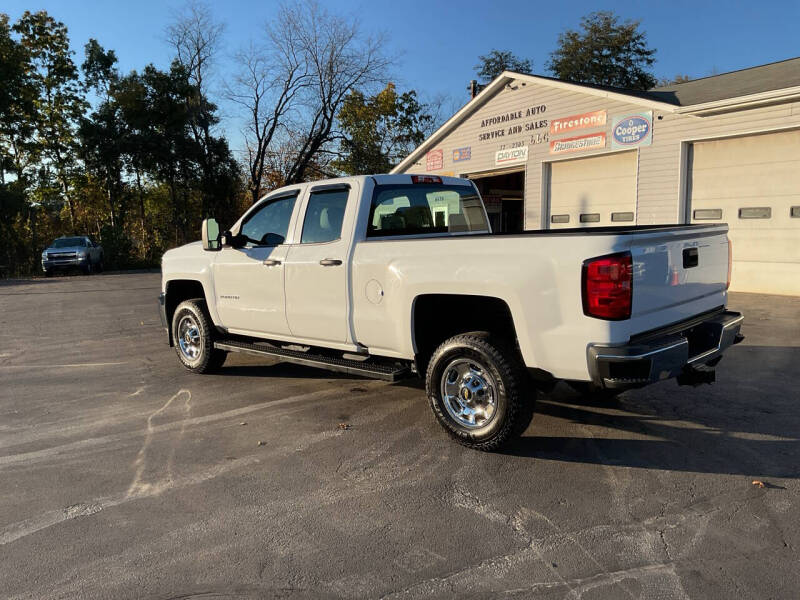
[582,252,633,320]
[411,175,442,184]
[726,237,732,290]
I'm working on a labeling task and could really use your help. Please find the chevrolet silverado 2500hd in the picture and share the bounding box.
[159,174,743,450]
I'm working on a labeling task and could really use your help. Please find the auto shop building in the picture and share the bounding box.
[391,58,800,296]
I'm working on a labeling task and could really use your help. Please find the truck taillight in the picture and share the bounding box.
[411,175,442,184]
[726,237,732,290]
[582,252,633,320]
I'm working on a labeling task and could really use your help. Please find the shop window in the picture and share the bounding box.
[551,214,569,224]
[611,212,634,222]
[580,213,600,223]
[791,206,800,218]
[738,207,771,219]
[693,209,722,220]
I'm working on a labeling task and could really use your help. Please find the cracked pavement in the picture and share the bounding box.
[0,273,798,599]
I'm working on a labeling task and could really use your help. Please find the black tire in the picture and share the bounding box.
[44,269,53,278]
[83,261,93,275]
[96,258,103,273]
[425,332,534,451]
[171,298,227,373]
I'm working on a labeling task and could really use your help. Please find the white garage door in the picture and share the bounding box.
[688,130,800,296]
[548,150,637,229]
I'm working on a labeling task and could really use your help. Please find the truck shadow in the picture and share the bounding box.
[503,346,800,479]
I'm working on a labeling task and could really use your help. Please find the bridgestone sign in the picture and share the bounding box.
[549,133,606,155]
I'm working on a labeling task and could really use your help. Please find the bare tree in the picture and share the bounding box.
[166,1,226,215]
[166,0,224,94]
[227,36,309,204]
[229,0,390,199]
[280,0,390,184]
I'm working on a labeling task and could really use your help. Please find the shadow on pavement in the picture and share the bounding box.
[503,345,800,479]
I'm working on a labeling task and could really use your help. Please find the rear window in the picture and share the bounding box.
[368,184,489,237]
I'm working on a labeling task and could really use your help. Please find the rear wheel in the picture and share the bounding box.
[426,332,534,451]
[172,298,226,373]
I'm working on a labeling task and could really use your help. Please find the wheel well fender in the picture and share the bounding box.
[411,294,519,374]
[164,279,208,346]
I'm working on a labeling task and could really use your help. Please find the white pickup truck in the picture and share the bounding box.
[159,174,743,450]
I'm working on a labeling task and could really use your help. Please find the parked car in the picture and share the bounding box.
[42,236,103,276]
[159,174,743,450]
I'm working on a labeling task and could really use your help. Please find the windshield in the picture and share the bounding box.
[368,184,489,237]
[52,237,86,248]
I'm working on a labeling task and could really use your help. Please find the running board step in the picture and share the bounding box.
[214,340,410,382]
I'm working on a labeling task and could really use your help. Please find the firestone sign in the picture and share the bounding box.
[611,111,653,149]
[549,110,607,136]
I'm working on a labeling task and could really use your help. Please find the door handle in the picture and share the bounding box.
[319,259,342,266]
[262,258,282,266]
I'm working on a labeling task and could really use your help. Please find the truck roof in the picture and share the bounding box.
[257,174,473,203]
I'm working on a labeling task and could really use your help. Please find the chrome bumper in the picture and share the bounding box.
[587,310,744,390]
[42,257,87,268]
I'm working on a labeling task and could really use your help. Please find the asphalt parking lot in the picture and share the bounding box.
[1,272,798,599]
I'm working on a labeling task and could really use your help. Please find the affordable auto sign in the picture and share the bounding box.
[611,111,653,149]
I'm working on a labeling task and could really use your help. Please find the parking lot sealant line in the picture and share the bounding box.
[0,386,349,469]
[0,361,128,369]
[0,387,368,547]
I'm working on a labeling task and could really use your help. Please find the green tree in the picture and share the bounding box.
[0,13,37,186]
[547,11,657,91]
[475,49,532,87]
[13,11,87,228]
[80,40,125,228]
[333,83,435,175]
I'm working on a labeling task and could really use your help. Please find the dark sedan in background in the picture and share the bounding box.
[41,236,104,276]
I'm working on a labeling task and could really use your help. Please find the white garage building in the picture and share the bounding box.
[392,59,800,296]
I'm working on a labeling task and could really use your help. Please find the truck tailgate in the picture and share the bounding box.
[629,224,729,322]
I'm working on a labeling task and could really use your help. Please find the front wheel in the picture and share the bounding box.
[172,298,227,373]
[426,333,534,451]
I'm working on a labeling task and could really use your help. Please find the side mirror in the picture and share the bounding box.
[201,218,221,251]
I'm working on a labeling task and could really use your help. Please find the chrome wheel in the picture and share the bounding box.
[440,358,498,429]
[177,314,202,361]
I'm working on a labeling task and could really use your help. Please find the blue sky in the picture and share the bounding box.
[4,0,800,152]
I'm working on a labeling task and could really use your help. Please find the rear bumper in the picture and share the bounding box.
[587,310,744,390]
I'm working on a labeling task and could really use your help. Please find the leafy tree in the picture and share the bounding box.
[547,11,657,90]
[13,11,87,227]
[82,38,118,99]
[80,40,125,228]
[0,14,37,186]
[475,49,532,87]
[333,83,435,175]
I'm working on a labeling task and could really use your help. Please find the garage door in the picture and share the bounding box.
[688,130,800,296]
[548,150,637,229]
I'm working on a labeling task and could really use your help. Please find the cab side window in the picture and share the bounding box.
[240,194,297,246]
[300,189,349,244]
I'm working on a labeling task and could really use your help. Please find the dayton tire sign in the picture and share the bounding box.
[611,111,653,149]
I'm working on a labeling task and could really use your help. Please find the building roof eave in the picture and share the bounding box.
[675,85,800,116]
